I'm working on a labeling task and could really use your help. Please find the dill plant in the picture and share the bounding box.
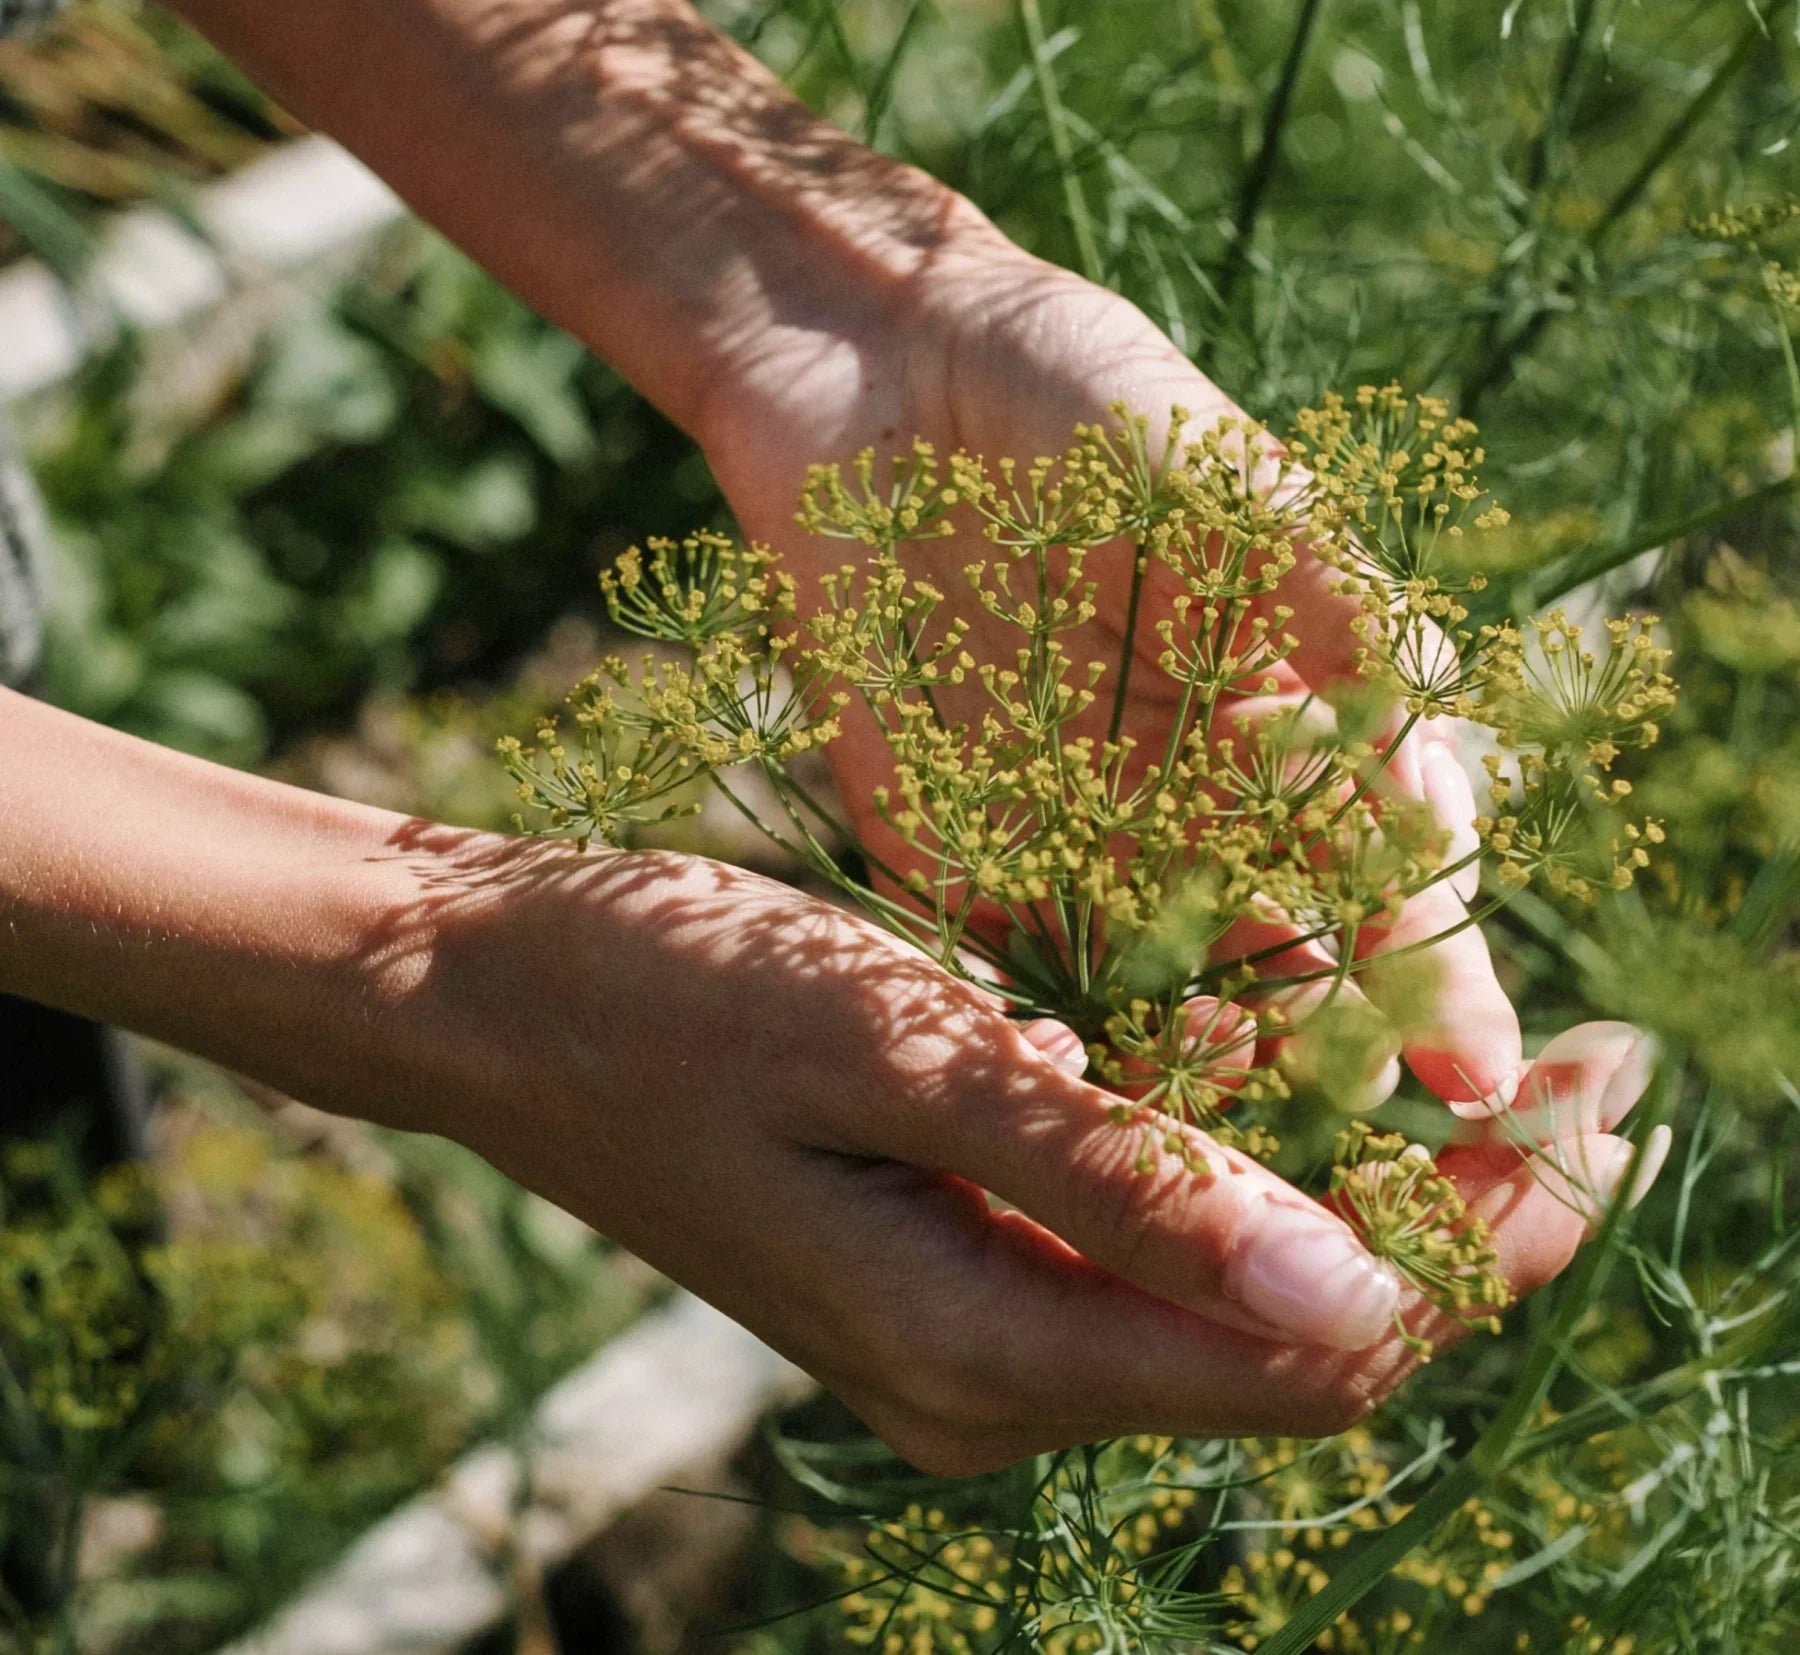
[503,386,1675,1645]
[0,1111,474,1654]
[666,4,1800,1638]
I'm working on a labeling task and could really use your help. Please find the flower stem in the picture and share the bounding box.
[1460,0,1792,412]
[1105,547,1150,749]
[1258,1055,1681,1655]
[1504,472,1800,616]
[1215,0,1327,308]
[1017,0,1104,285]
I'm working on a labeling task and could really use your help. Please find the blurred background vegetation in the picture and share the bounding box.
[1,0,1797,1651]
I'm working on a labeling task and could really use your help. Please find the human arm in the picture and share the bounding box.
[160,0,1522,1105]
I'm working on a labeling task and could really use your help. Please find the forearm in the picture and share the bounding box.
[0,689,454,1127]
[167,0,1003,441]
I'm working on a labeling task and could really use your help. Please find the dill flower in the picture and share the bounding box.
[508,391,1668,1346]
[832,1437,1226,1652]
[1328,1122,1511,1356]
[1475,610,1674,899]
[599,531,789,645]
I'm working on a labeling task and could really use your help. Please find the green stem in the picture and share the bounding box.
[51,1486,85,1655]
[862,0,927,145]
[1460,0,1790,411]
[1488,877,1617,984]
[711,774,951,961]
[1500,472,1800,617]
[1524,0,1602,198]
[1104,547,1150,749]
[1259,1058,1681,1655]
[1582,9,1779,254]
[1018,0,1104,284]
[1774,289,1800,440]
[1506,1292,1800,1466]
[811,0,867,110]
[766,765,898,881]
[1455,0,1601,402]
[1258,1458,1486,1655]
[1246,890,1507,995]
[938,887,981,969]
[1301,708,1421,854]
[1215,0,1326,307]
[1211,847,1487,980]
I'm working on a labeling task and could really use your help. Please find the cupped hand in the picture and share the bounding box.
[410,833,1658,1475]
[695,230,1518,1115]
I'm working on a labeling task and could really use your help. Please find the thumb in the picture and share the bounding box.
[918,1030,1402,1352]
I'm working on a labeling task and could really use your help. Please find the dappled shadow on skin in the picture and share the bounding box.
[341,820,1179,1435]
[353,817,1079,1168]
[343,821,1504,1459]
[464,0,976,443]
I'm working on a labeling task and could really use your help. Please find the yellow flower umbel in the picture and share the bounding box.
[1477,609,1674,900]
[831,1437,1221,1652]
[506,392,1668,1345]
[1328,1122,1511,1356]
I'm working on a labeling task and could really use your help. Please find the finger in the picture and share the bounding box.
[1209,896,1339,980]
[1403,1126,1672,1352]
[1252,975,1402,1114]
[1257,532,1376,703]
[1328,715,1519,1108]
[1456,1021,1657,1144]
[1252,1122,1677,1424]
[1211,906,1404,1113]
[1110,995,1258,1101]
[1418,738,1483,902]
[1022,1017,1090,1076]
[911,1039,1401,1352]
[1269,545,1461,797]
[1180,995,1257,1081]
[1353,864,1522,1110]
[1216,691,1337,759]
[824,1174,1410,1471]
[831,1054,1667,1468]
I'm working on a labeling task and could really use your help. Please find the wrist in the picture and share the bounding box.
[544,5,1022,442]
[165,0,1035,449]
[0,692,464,1133]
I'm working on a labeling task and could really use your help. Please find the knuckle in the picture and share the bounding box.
[1061,1127,1162,1258]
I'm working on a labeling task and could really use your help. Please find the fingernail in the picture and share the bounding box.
[1609,1124,1673,1213]
[1224,1196,1400,1350]
[1599,1032,1659,1128]
[1511,1025,1657,1137]
[1568,1126,1673,1236]
[1024,1020,1089,1077]
[1367,1053,1403,1109]
[1447,1065,1521,1122]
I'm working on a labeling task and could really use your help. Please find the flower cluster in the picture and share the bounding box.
[806,1425,1551,1654]
[1693,196,1800,309]
[1477,612,1675,900]
[1329,1123,1510,1355]
[505,390,1665,1345]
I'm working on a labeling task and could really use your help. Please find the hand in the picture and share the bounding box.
[695,231,1522,1114]
[401,831,1661,1474]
